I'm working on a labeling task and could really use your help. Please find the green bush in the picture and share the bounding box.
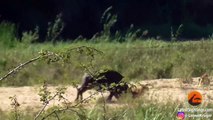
[0,22,17,48]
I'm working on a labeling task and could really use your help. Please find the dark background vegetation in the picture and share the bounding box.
[1,0,213,40]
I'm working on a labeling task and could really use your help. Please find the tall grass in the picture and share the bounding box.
[1,101,212,120]
[1,40,213,86]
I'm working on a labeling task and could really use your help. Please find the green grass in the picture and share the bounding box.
[0,19,213,86]
[1,100,212,120]
[1,40,213,86]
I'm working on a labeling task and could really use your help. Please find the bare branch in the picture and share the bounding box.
[0,56,41,81]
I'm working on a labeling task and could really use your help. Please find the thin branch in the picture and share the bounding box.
[0,46,102,82]
[41,107,82,120]
[34,93,58,120]
[79,62,95,77]
[41,92,98,120]
[34,102,48,120]
[0,50,60,82]
[0,56,41,81]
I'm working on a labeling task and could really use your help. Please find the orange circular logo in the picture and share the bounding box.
[188,91,202,106]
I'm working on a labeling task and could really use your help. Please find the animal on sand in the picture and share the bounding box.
[75,70,126,102]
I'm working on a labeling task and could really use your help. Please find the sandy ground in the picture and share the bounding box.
[0,77,213,112]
